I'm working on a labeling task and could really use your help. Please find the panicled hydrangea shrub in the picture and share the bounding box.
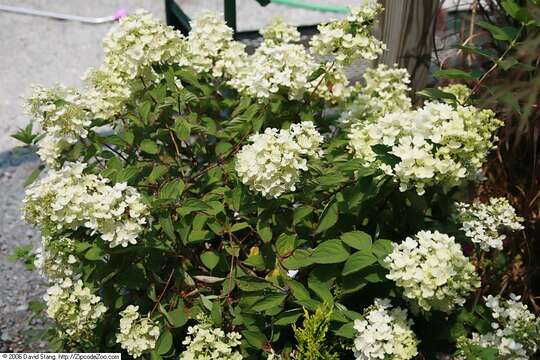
[456,294,540,359]
[23,162,148,247]
[310,0,385,63]
[44,278,107,341]
[384,230,480,312]
[14,5,525,359]
[116,305,160,358]
[353,298,418,360]
[179,317,243,360]
[235,121,323,198]
[339,64,411,127]
[349,102,503,194]
[456,197,524,251]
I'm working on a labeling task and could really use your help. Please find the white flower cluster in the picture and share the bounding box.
[441,84,472,104]
[230,40,317,100]
[186,11,247,78]
[116,305,160,358]
[84,10,185,118]
[260,17,300,44]
[340,64,411,127]
[23,162,148,247]
[44,278,107,340]
[353,298,418,360]
[307,62,351,104]
[26,85,91,167]
[310,1,385,64]
[179,318,243,360]
[384,230,480,312]
[235,122,323,198]
[457,197,524,251]
[456,294,540,359]
[26,85,90,141]
[348,102,503,195]
[34,235,78,282]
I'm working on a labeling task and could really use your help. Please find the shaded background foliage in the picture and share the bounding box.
[433,0,540,311]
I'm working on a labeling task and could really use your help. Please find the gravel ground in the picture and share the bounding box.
[0,0,358,352]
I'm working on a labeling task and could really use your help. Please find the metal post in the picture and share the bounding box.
[224,0,237,34]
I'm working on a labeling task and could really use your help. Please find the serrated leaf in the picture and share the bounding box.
[311,240,349,264]
[160,179,185,200]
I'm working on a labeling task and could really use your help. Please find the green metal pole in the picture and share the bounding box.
[270,0,349,14]
[224,0,237,33]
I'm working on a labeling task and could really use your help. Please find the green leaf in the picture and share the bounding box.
[311,240,350,264]
[85,246,103,261]
[167,307,188,328]
[173,117,192,140]
[282,249,314,269]
[177,199,211,216]
[315,201,338,234]
[477,21,518,41]
[242,330,267,348]
[237,277,273,291]
[308,278,334,304]
[335,322,355,338]
[230,222,250,232]
[276,234,297,256]
[293,205,313,225]
[138,101,152,122]
[372,239,394,259]
[160,179,185,200]
[256,220,272,242]
[140,139,159,155]
[433,69,477,80]
[340,231,372,251]
[201,251,220,270]
[342,251,377,276]
[274,309,303,325]
[285,279,311,301]
[12,123,36,145]
[148,165,168,184]
[417,88,457,101]
[24,166,43,187]
[155,329,173,355]
[188,230,212,243]
[251,293,287,312]
[159,216,176,240]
